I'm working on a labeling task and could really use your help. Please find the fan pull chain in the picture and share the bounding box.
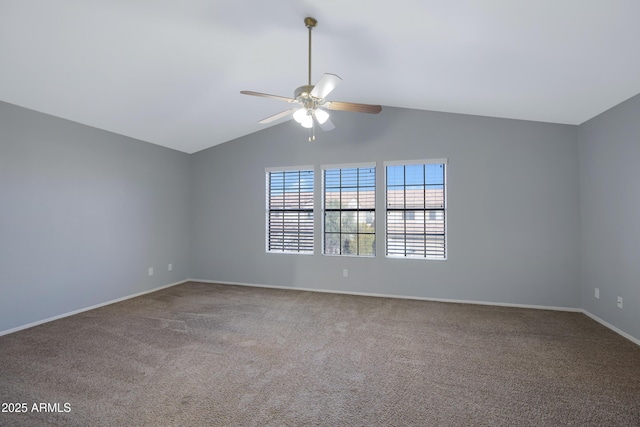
[308,126,315,142]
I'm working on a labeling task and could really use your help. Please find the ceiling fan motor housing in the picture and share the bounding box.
[295,85,322,109]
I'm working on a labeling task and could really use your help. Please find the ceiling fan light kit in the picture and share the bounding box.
[241,17,382,141]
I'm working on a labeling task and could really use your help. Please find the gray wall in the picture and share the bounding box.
[579,93,640,340]
[0,101,191,333]
[9,92,638,343]
[191,107,581,308]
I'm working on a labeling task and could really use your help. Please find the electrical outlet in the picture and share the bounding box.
[617,296,623,309]
[148,267,154,276]
[595,288,599,299]
[168,263,173,271]
[343,269,348,278]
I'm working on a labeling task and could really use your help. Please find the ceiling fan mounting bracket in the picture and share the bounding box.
[304,17,317,29]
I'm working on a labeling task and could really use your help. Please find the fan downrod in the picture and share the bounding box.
[304,17,317,86]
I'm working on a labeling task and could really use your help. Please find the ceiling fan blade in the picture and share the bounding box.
[324,100,382,114]
[240,91,295,103]
[310,73,342,99]
[258,108,298,124]
[318,117,335,131]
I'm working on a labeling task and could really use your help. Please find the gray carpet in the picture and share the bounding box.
[1,281,639,426]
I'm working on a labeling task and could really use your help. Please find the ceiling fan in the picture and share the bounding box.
[241,17,382,141]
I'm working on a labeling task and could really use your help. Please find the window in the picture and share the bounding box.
[266,167,314,254]
[385,160,447,259]
[323,164,376,256]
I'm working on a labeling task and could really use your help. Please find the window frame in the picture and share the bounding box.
[321,162,377,257]
[384,159,448,260]
[265,166,315,255]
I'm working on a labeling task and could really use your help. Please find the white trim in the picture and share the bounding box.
[581,310,640,346]
[265,165,314,173]
[321,164,377,257]
[384,158,449,166]
[383,161,448,260]
[265,168,315,255]
[191,279,640,346]
[321,162,376,170]
[386,254,447,261]
[266,250,314,256]
[0,279,189,337]
[191,278,583,312]
[4,278,637,347]
[321,253,376,259]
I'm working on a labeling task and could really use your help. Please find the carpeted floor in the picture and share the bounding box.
[1,281,639,426]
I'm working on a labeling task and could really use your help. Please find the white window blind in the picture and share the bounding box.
[385,161,446,259]
[323,165,376,256]
[266,168,314,254]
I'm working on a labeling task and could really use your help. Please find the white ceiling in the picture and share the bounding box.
[2,1,640,154]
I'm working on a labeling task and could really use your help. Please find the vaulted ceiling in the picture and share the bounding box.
[2,1,640,153]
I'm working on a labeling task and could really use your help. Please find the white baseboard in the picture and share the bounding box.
[189,278,583,312]
[0,279,189,337]
[191,279,640,346]
[581,310,640,346]
[5,278,637,348]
